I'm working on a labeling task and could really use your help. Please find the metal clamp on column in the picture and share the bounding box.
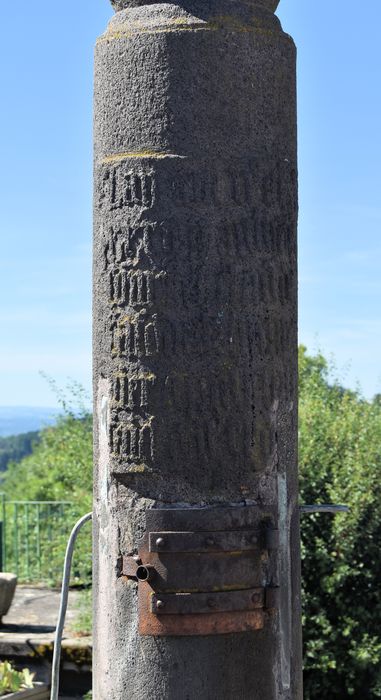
[121,504,279,636]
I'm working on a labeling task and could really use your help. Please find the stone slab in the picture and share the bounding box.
[1,585,80,629]
[0,586,91,665]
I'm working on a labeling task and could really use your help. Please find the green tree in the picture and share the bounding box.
[1,382,93,585]
[0,432,40,472]
[299,346,381,699]
[2,415,92,505]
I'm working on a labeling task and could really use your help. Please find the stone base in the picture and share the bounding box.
[0,573,18,620]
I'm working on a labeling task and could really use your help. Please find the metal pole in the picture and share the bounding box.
[47,503,52,581]
[0,493,6,571]
[50,512,92,700]
[36,503,41,579]
[13,504,19,577]
[25,503,30,581]
[300,504,349,515]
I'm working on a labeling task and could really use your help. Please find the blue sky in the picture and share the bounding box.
[0,0,380,407]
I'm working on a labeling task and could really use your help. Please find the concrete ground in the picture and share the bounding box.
[0,585,92,699]
[1,584,81,631]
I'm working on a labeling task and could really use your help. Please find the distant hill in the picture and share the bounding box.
[0,406,57,438]
[0,431,40,472]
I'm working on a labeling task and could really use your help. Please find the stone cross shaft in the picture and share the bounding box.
[93,0,302,697]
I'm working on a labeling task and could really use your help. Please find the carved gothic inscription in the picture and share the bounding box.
[95,158,296,478]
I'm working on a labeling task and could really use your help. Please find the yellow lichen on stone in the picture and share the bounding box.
[126,463,153,473]
[102,150,185,164]
[97,16,278,46]
[97,25,213,44]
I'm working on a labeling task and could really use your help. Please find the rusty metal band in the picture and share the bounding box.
[150,588,264,615]
[121,504,279,636]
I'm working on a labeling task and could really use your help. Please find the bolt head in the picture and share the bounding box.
[156,600,165,610]
[156,537,165,548]
[205,537,215,547]
[207,598,217,609]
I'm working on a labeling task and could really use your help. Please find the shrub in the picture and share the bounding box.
[299,346,381,698]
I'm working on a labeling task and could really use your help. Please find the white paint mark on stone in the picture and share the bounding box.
[278,471,291,692]
[98,380,111,504]
[100,395,109,437]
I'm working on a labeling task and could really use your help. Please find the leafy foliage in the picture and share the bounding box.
[0,661,34,696]
[299,346,381,699]
[2,378,92,504]
[2,415,92,505]
[1,382,93,585]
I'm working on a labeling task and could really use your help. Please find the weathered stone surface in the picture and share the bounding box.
[93,1,302,698]
[0,573,17,620]
[110,0,280,12]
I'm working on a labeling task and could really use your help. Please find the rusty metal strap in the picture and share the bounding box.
[123,550,264,591]
[122,504,279,636]
[149,529,261,553]
[150,588,264,615]
[145,504,278,532]
[122,555,139,578]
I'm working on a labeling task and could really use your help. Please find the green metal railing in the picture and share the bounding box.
[0,494,86,584]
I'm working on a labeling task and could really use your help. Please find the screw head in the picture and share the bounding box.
[156,599,165,610]
[205,537,215,547]
[250,535,258,545]
[156,537,165,548]
[207,598,217,609]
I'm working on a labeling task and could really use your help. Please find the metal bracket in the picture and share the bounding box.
[121,504,279,636]
[300,504,349,515]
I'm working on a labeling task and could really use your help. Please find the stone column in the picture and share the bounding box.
[93,0,302,698]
